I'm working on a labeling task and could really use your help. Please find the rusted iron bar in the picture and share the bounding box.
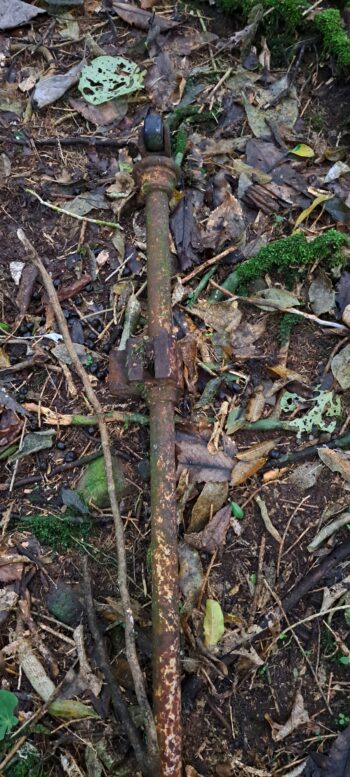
[109,115,182,776]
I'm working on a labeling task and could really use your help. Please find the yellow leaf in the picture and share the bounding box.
[290,143,314,158]
[293,193,331,231]
[0,347,10,368]
[48,699,99,720]
[203,599,225,646]
[236,439,277,462]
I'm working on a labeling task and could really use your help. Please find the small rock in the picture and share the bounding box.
[47,583,84,626]
[77,455,126,508]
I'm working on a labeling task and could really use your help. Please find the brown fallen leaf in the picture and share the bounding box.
[265,690,309,742]
[145,51,183,111]
[190,299,242,334]
[231,317,267,360]
[16,264,38,316]
[231,439,277,486]
[0,409,23,447]
[246,385,266,422]
[188,481,228,532]
[236,439,277,462]
[231,457,267,487]
[185,505,234,552]
[178,336,198,393]
[48,274,92,304]
[112,1,179,31]
[0,553,27,582]
[318,447,350,484]
[268,364,310,385]
[176,435,234,483]
[201,193,245,251]
[69,97,128,127]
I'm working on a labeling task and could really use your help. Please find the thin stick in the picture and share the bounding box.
[16,230,158,764]
[209,280,349,333]
[181,244,240,285]
[82,558,152,774]
[25,189,121,231]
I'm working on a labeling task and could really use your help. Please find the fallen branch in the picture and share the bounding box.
[16,230,158,768]
[25,189,121,231]
[209,280,349,333]
[82,558,151,775]
[24,403,149,427]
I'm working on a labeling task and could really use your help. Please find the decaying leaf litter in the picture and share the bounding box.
[2,1,350,775]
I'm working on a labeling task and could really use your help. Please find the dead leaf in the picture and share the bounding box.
[0,0,45,30]
[0,388,29,418]
[178,336,198,393]
[190,299,242,334]
[0,409,22,447]
[178,542,203,612]
[145,52,181,111]
[186,505,234,552]
[236,439,277,462]
[16,264,38,316]
[188,481,228,532]
[0,588,18,627]
[112,1,179,31]
[42,274,91,305]
[265,690,309,742]
[33,62,84,109]
[246,385,266,422]
[0,347,10,368]
[268,364,310,385]
[303,722,350,777]
[18,637,56,701]
[0,553,25,583]
[331,344,350,390]
[232,317,267,360]
[170,200,202,270]
[231,441,276,487]
[176,435,234,483]
[69,97,128,127]
[318,447,350,484]
[201,193,245,251]
[287,462,324,492]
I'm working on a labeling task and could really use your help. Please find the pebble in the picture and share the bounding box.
[56,441,66,450]
[64,450,77,463]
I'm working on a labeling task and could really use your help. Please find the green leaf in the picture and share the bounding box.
[230,501,244,520]
[48,699,99,720]
[339,655,350,665]
[0,690,18,740]
[203,599,225,647]
[290,143,315,158]
[0,322,10,332]
[79,56,145,105]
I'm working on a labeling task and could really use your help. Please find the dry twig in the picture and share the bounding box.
[16,229,158,767]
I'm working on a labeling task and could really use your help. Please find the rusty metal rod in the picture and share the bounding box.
[141,158,182,777]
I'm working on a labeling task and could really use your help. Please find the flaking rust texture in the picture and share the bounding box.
[140,153,182,776]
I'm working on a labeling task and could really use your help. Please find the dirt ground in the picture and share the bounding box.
[1,2,350,777]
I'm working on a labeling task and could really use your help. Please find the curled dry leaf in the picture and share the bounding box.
[112,1,179,31]
[185,505,236,553]
[318,447,350,484]
[231,440,277,487]
[201,193,245,251]
[265,690,309,742]
[178,542,203,613]
[188,481,228,532]
[33,62,84,109]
